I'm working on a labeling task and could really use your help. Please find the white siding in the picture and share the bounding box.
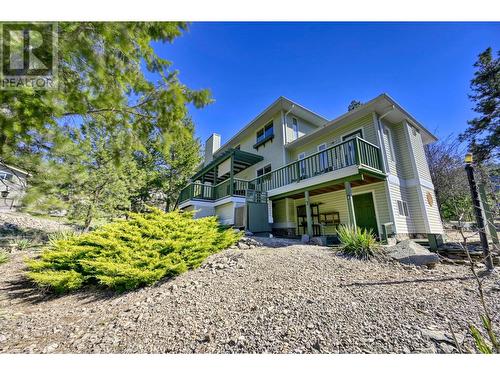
[215,202,234,225]
[289,114,378,161]
[290,182,390,236]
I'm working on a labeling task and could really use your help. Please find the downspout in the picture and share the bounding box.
[375,105,396,173]
[374,105,397,238]
[282,104,295,164]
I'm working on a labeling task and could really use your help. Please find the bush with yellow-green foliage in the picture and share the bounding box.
[27,208,241,293]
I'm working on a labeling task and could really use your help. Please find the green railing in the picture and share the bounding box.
[178,137,381,204]
[179,178,250,204]
[248,137,381,192]
[178,183,214,203]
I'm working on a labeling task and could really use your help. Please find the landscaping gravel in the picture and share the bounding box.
[1,238,499,354]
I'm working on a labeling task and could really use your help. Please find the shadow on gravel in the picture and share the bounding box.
[1,274,127,305]
[343,275,473,288]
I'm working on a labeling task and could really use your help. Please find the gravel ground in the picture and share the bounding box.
[1,238,499,354]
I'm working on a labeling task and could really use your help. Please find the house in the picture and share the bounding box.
[0,162,29,211]
[178,94,444,245]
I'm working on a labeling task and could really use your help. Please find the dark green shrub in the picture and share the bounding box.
[336,225,381,260]
[27,208,241,292]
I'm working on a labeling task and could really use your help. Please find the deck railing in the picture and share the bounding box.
[248,137,381,192]
[178,137,381,205]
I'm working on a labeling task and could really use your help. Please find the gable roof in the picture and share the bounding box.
[213,96,328,157]
[285,93,438,149]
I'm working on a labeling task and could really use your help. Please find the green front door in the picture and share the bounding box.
[352,192,379,237]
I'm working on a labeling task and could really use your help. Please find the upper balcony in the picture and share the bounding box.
[178,137,384,206]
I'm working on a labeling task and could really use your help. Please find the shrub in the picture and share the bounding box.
[336,225,381,260]
[27,208,241,293]
[12,238,32,251]
[0,250,8,265]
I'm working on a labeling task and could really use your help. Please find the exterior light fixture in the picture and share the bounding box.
[464,152,473,164]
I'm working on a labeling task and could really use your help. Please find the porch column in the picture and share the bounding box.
[345,181,356,228]
[229,155,234,196]
[304,190,313,237]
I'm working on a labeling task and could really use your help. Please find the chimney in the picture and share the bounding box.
[204,133,221,165]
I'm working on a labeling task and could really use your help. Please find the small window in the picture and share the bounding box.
[292,118,299,140]
[397,200,409,217]
[383,127,396,162]
[256,121,274,144]
[342,129,363,141]
[0,172,13,181]
[298,152,306,176]
[317,143,327,170]
[257,164,272,177]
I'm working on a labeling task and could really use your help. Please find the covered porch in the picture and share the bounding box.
[270,172,390,241]
[178,148,263,206]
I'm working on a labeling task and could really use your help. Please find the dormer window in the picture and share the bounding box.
[254,121,274,149]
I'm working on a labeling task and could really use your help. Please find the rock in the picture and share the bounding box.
[43,343,59,353]
[310,237,325,246]
[386,240,440,267]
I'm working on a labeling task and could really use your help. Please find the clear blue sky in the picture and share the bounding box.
[153,22,499,145]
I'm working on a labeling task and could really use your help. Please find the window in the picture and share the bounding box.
[317,143,327,170]
[292,117,299,140]
[256,164,272,177]
[342,129,363,141]
[234,145,241,150]
[397,200,409,217]
[298,152,306,177]
[257,122,273,143]
[0,172,13,181]
[383,127,396,162]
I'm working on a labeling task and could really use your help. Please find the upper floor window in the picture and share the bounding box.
[317,143,327,170]
[298,152,306,177]
[254,121,274,149]
[256,164,271,178]
[342,129,363,141]
[256,122,274,143]
[292,117,299,140]
[0,172,13,181]
[383,127,396,162]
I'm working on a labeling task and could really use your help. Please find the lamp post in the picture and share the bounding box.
[464,152,494,270]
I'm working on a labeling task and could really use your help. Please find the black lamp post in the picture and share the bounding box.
[464,152,494,270]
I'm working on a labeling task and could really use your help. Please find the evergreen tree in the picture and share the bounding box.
[24,124,146,230]
[348,100,363,111]
[459,47,500,162]
[0,22,212,161]
[133,118,201,212]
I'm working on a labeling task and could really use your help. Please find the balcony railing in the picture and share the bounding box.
[179,178,250,204]
[248,137,381,192]
[178,137,382,205]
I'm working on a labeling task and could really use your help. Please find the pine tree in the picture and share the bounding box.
[459,48,500,162]
[348,100,363,111]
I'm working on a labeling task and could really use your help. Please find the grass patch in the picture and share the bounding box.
[0,250,8,265]
[336,225,381,260]
[26,208,241,293]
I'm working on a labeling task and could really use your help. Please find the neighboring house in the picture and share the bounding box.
[178,94,444,245]
[0,162,29,211]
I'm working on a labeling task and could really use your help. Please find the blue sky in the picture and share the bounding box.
[154,22,499,145]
